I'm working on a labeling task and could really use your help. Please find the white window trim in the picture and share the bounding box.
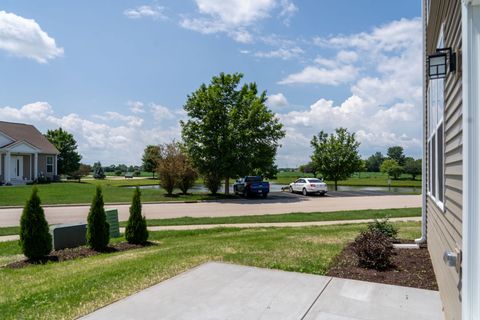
[46,155,54,174]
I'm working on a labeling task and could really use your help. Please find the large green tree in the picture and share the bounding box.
[45,128,81,176]
[380,159,403,180]
[366,152,385,172]
[403,157,422,180]
[181,73,285,194]
[310,128,361,191]
[387,146,406,166]
[142,145,160,178]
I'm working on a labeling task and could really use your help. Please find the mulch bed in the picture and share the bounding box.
[326,240,438,291]
[6,242,155,269]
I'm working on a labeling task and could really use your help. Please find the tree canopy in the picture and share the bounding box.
[366,152,385,172]
[387,146,406,166]
[403,157,422,180]
[380,159,403,180]
[310,128,361,190]
[45,128,81,176]
[181,72,285,194]
[142,145,160,178]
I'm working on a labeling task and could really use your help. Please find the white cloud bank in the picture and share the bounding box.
[0,11,64,63]
[123,5,167,20]
[276,17,423,166]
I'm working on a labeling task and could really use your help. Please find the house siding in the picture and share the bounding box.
[425,1,463,319]
[0,154,4,182]
[38,154,56,179]
[23,155,31,180]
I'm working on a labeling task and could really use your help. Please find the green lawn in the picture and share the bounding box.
[0,182,234,207]
[273,171,422,187]
[0,222,421,319]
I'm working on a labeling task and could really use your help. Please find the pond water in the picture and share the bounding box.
[131,183,420,194]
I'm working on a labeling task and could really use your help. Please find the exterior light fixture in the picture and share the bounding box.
[427,47,456,79]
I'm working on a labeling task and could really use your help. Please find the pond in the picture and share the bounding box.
[131,183,420,194]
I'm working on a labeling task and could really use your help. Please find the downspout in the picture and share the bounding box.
[416,0,427,245]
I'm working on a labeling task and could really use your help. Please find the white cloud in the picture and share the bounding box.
[123,5,167,20]
[267,93,288,108]
[0,11,63,63]
[0,102,181,165]
[254,46,303,60]
[150,103,174,121]
[279,65,358,85]
[275,17,423,166]
[127,100,145,113]
[180,0,295,43]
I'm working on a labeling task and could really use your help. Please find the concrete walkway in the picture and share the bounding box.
[0,216,421,243]
[82,262,443,320]
[0,194,421,227]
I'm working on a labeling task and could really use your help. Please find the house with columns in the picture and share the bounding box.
[0,121,59,184]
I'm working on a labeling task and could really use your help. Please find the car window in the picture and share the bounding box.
[307,179,322,183]
[299,179,306,183]
[245,176,262,182]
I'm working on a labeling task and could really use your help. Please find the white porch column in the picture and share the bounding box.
[33,152,38,179]
[5,151,11,183]
[462,1,480,319]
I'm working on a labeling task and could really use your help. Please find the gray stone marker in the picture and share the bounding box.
[105,209,120,238]
[50,222,87,250]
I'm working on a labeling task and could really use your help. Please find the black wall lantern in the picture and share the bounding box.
[428,47,456,79]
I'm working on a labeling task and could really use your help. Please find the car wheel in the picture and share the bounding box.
[302,188,308,196]
[289,186,294,193]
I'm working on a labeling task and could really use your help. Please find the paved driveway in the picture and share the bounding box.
[82,262,443,320]
[0,193,421,227]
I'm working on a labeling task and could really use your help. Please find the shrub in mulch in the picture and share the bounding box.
[86,186,110,251]
[125,187,149,245]
[367,217,398,239]
[327,240,438,290]
[352,230,393,271]
[6,242,156,269]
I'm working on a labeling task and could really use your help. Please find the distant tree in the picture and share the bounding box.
[357,159,367,178]
[403,157,422,180]
[387,146,406,166]
[176,149,198,195]
[298,162,318,177]
[310,128,361,191]
[92,161,105,179]
[86,186,110,251]
[366,152,385,172]
[70,163,91,182]
[142,145,161,178]
[181,72,285,195]
[125,187,148,245]
[19,187,52,260]
[45,128,82,176]
[381,159,403,180]
[156,142,181,195]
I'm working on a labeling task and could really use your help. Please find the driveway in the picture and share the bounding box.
[0,193,421,227]
[82,262,443,320]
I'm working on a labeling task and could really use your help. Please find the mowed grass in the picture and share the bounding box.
[273,171,422,187]
[0,222,421,319]
[0,182,233,207]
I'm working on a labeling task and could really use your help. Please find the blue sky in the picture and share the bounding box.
[0,0,422,167]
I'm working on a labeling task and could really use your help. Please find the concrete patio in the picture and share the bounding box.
[82,262,443,320]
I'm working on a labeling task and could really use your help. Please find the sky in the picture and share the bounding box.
[0,0,422,167]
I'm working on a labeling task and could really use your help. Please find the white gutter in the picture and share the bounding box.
[462,1,480,319]
[416,0,427,245]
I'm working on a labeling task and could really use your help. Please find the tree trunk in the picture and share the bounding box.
[335,180,338,191]
[224,177,230,195]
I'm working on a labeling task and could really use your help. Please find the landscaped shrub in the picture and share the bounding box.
[368,217,398,239]
[125,187,149,245]
[156,143,180,195]
[86,186,110,251]
[352,230,393,270]
[176,153,198,195]
[203,174,221,195]
[114,169,123,176]
[19,187,52,260]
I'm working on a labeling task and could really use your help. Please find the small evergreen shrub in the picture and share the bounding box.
[352,230,393,270]
[125,187,149,245]
[368,217,398,239]
[86,186,110,251]
[19,187,52,259]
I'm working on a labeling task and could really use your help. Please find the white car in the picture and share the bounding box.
[289,178,328,196]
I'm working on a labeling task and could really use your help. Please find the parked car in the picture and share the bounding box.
[289,178,328,196]
[233,176,270,198]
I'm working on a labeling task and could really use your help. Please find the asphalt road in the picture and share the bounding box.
[0,192,421,227]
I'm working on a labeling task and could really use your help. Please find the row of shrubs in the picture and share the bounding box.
[352,218,399,270]
[19,186,149,260]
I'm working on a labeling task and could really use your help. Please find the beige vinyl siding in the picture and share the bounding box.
[425,1,463,319]
[38,154,56,179]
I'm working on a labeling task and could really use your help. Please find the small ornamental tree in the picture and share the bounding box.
[125,187,149,245]
[381,159,403,180]
[86,186,110,251]
[19,187,52,260]
[176,151,198,195]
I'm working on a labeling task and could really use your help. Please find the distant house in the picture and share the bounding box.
[423,1,480,320]
[0,121,59,184]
